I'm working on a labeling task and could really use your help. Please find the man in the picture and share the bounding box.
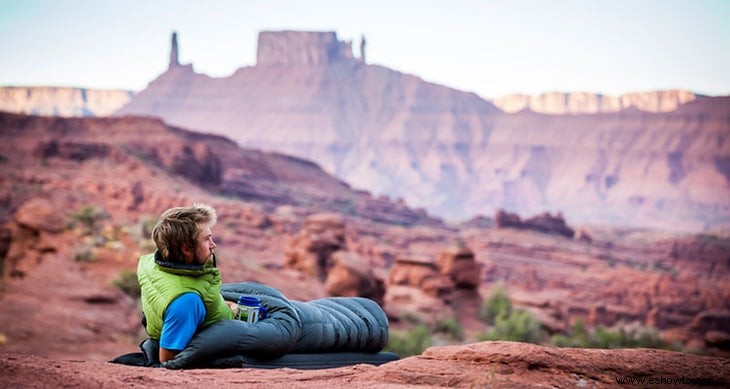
[137,204,236,362]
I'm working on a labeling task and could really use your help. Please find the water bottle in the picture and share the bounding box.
[237,295,265,324]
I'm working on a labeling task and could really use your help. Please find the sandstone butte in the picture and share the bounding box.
[2,31,728,232]
[111,30,730,232]
[1,109,729,387]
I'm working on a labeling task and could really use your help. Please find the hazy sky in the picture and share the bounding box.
[1,0,728,98]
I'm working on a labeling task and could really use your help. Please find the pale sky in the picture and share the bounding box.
[1,0,728,98]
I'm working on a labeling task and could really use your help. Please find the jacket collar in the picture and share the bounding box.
[154,251,216,276]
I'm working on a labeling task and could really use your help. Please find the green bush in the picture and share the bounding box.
[139,216,158,238]
[385,324,432,357]
[551,318,591,347]
[479,283,512,325]
[72,205,108,235]
[479,309,544,344]
[74,246,97,263]
[631,326,664,349]
[435,317,464,342]
[550,319,666,350]
[113,269,140,299]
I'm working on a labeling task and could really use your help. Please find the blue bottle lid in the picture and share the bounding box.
[237,295,261,306]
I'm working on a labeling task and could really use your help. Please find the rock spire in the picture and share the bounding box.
[360,35,366,63]
[169,31,180,68]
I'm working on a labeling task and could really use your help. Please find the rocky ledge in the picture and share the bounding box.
[2,341,728,388]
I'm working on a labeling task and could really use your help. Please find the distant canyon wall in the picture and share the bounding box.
[3,32,728,232]
[0,87,701,118]
[490,90,698,114]
[0,87,133,117]
[112,31,729,232]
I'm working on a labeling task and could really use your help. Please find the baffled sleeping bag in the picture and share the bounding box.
[112,281,396,369]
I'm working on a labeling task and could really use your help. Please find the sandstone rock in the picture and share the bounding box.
[14,198,65,233]
[169,32,180,68]
[34,140,111,161]
[495,210,575,238]
[0,226,11,262]
[323,251,384,304]
[147,141,222,187]
[384,284,453,324]
[387,254,438,288]
[116,31,730,231]
[419,274,455,299]
[284,213,345,279]
[436,246,480,289]
[689,310,730,335]
[0,86,133,117]
[6,340,727,388]
[257,31,355,66]
[704,330,730,348]
[491,90,697,114]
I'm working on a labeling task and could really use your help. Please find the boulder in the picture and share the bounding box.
[284,213,345,279]
[387,254,438,288]
[14,198,65,233]
[704,330,730,349]
[436,246,480,289]
[495,210,575,238]
[324,251,385,304]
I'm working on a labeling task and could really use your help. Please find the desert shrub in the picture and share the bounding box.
[631,326,664,349]
[594,326,628,348]
[551,318,591,347]
[139,216,158,238]
[385,324,432,357]
[479,309,544,344]
[551,319,666,350]
[113,269,140,299]
[74,246,97,263]
[72,205,108,235]
[435,317,464,342]
[479,283,511,325]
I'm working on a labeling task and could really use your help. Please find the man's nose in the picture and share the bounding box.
[210,239,216,249]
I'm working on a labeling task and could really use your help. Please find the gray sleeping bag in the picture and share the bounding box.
[161,282,390,369]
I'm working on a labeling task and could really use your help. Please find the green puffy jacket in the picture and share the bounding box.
[137,252,233,340]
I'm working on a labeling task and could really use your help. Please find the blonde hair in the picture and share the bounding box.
[151,203,217,262]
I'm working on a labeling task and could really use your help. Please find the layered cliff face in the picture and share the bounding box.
[114,31,730,232]
[490,90,698,114]
[1,112,728,363]
[0,112,440,228]
[0,87,133,117]
[256,30,358,65]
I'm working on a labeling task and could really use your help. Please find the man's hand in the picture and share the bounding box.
[225,300,238,316]
[159,347,179,363]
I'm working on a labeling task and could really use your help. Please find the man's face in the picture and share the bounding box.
[192,224,216,265]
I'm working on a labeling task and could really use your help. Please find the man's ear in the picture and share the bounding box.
[181,244,193,262]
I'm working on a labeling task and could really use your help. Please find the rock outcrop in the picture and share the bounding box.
[115,31,730,232]
[436,246,480,288]
[323,251,385,304]
[491,90,698,114]
[257,31,356,66]
[495,210,575,238]
[3,198,67,280]
[3,341,729,388]
[169,31,180,68]
[284,213,346,280]
[0,86,133,117]
[385,245,480,323]
[1,109,728,363]
[0,112,441,227]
